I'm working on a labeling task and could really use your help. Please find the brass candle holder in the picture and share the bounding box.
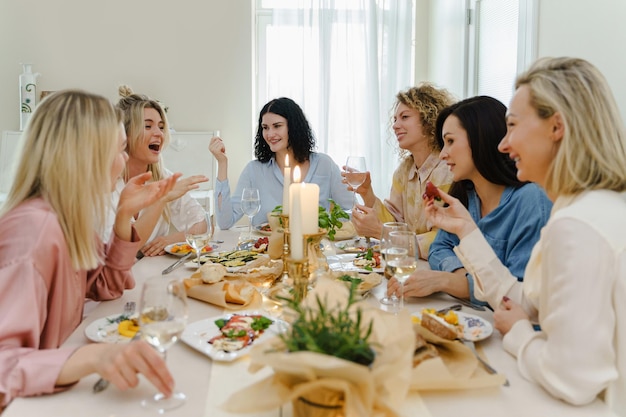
[280,214,290,284]
[284,229,327,299]
[285,257,309,302]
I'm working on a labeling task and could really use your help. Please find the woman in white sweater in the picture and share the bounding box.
[423,57,626,415]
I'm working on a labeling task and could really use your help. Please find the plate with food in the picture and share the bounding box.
[326,251,383,273]
[180,311,286,361]
[84,314,139,343]
[164,242,215,257]
[334,237,380,254]
[332,271,382,296]
[185,250,267,271]
[255,223,273,236]
[411,309,493,342]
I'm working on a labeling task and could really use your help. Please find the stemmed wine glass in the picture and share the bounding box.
[386,230,418,313]
[184,203,213,268]
[380,222,409,305]
[241,187,261,242]
[139,277,188,412]
[344,156,367,207]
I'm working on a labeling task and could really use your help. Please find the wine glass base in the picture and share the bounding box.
[379,297,394,305]
[141,391,186,413]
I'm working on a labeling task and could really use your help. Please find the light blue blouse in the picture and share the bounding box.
[428,183,552,306]
[214,153,353,229]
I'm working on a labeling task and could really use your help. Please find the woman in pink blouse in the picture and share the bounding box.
[346,83,455,258]
[0,90,179,408]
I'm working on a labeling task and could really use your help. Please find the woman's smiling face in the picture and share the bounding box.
[261,112,289,154]
[130,107,165,165]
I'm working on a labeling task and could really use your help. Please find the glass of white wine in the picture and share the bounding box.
[344,156,367,207]
[241,187,261,241]
[184,207,213,268]
[380,222,409,305]
[386,230,418,313]
[139,277,188,412]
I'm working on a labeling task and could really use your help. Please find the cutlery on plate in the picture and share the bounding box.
[436,304,462,315]
[93,302,137,393]
[462,339,510,387]
[162,252,193,274]
[447,294,487,311]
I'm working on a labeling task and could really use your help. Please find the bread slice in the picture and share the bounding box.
[223,280,255,305]
[421,312,463,340]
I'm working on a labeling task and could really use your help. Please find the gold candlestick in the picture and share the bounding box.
[280,214,290,284]
[284,229,327,297]
[285,257,309,302]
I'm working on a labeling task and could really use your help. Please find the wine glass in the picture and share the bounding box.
[386,230,418,313]
[184,207,213,269]
[241,187,261,241]
[344,156,367,207]
[139,277,188,412]
[379,222,409,305]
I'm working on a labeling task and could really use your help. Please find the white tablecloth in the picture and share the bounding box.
[2,227,617,417]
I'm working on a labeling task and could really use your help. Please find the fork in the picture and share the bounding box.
[462,339,510,387]
[92,301,136,393]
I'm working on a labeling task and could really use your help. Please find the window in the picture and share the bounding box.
[255,0,415,198]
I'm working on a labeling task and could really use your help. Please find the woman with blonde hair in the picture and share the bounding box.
[347,82,455,258]
[0,90,179,407]
[112,86,209,256]
[424,57,626,414]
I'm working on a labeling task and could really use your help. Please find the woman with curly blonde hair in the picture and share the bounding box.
[113,85,209,256]
[347,82,456,258]
[0,90,178,407]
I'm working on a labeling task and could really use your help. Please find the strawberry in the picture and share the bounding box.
[423,181,442,201]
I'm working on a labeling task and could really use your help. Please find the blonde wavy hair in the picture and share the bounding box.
[116,85,171,222]
[0,90,121,270]
[394,82,456,157]
[516,57,626,196]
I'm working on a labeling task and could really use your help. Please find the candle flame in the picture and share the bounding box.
[293,165,301,183]
[285,154,290,168]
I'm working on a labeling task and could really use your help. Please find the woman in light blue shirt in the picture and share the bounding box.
[390,96,552,306]
[209,97,352,229]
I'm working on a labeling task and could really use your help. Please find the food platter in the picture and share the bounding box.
[333,271,382,297]
[327,253,383,273]
[411,310,493,342]
[334,237,380,253]
[164,242,215,257]
[184,250,267,272]
[84,314,135,344]
[180,310,286,362]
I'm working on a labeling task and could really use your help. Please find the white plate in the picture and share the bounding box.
[412,311,493,342]
[327,254,383,274]
[180,310,286,362]
[255,223,272,236]
[164,242,215,257]
[84,314,135,343]
[334,237,380,254]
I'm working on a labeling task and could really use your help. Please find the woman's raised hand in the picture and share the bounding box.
[423,186,477,239]
[341,166,372,195]
[209,136,227,163]
[351,204,382,238]
[163,175,209,203]
[118,172,181,218]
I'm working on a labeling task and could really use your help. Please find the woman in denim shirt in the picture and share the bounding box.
[390,96,552,306]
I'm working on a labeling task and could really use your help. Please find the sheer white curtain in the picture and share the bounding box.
[257,0,414,198]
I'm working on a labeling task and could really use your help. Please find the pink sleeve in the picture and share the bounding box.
[85,227,142,301]
[0,260,77,406]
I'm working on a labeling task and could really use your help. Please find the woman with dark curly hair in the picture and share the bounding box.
[210,97,352,229]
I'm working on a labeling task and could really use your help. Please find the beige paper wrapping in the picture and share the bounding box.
[184,278,262,310]
[410,324,507,390]
[221,278,415,417]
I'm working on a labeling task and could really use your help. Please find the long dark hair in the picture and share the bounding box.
[254,97,315,163]
[435,95,524,206]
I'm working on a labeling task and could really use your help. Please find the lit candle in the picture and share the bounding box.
[282,154,291,215]
[289,166,319,260]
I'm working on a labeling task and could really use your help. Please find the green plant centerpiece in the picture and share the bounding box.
[272,198,349,241]
[279,279,376,366]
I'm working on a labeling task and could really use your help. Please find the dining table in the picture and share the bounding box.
[2,226,617,417]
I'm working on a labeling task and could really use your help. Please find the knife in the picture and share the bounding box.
[162,252,193,274]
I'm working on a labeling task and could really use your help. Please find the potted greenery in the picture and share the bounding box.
[272,198,350,241]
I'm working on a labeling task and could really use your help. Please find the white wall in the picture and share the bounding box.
[536,0,626,120]
[0,0,254,190]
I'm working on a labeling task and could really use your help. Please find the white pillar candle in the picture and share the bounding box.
[282,154,291,215]
[300,183,319,234]
[289,166,303,259]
